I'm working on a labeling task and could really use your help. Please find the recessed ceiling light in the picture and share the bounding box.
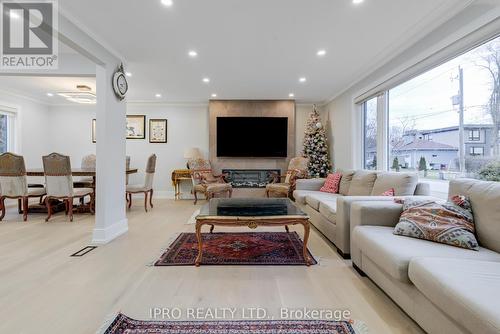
[161,0,173,7]
[289,93,294,98]
[352,0,364,4]
[299,77,307,83]
[316,49,327,56]
[202,77,210,83]
[47,93,54,97]
[211,93,217,98]
[155,93,162,98]
[188,50,198,58]
[125,72,132,77]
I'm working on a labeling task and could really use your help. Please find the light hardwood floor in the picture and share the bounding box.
[0,198,424,334]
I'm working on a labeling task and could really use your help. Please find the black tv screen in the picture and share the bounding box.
[217,117,288,157]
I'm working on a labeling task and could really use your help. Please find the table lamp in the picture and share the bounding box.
[184,147,202,168]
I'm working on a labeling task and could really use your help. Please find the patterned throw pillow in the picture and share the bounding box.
[381,188,395,196]
[320,172,342,194]
[393,196,478,250]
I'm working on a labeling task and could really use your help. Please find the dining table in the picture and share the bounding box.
[23,167,139,214]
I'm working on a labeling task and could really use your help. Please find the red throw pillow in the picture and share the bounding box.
[320,173,342,193]
[381,188,395,196]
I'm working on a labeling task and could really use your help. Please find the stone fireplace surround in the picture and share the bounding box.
[208,100,296,181]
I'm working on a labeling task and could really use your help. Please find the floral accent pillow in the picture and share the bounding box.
[320,172,342,194]
[381,188,395,196]
[393,196,478,250]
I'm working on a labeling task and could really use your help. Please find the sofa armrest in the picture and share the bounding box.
[335,196,397,256]
[350,201,404,267]
[295,178,325,191]
[350,201,403,229]
[414,182,430,196]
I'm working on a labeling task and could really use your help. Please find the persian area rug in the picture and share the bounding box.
[104,313,355,333]
[154,232,317,266]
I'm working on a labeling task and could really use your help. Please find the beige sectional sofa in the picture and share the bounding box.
[350,179,500,334]
[293,170,430,258]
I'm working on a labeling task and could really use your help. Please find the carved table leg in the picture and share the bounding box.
[195,220,204,266]
[209,224,215,233]
[285,225,289,233]
[302,220,311,266]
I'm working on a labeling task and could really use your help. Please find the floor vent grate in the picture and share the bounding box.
[70,246,97,257]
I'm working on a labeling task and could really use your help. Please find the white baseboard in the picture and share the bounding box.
[91,218,128,244]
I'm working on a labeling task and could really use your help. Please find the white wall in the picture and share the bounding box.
[0,91,50,167]
[42,102,315,198]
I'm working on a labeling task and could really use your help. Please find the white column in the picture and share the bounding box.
[92,64,128,244]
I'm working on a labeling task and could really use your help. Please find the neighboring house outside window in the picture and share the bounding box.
[470,147,484,156]
[468,129,480,141]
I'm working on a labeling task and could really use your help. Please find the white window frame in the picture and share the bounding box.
[0,104,18,153]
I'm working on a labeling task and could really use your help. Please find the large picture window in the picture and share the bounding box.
[361,35,500,182]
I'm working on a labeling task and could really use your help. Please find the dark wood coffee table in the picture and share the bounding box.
[194,198,312,266]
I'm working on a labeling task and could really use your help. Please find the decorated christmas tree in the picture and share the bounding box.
[302,105,332,177]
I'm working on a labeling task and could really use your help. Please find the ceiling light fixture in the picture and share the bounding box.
[46,93,54,97]
[211,93,217,98]
[188,50,198,58]
[57,85,96,104]
[316,49,326,56]
[202,77,210,83]
[125,72,132,77]
[289,93,294,98]
[161,0,173,7]
[299,77,307,83]
[155,93,162,98]
[352,0,364,4]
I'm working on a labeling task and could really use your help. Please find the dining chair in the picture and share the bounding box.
[74,154,96,188]
[126,155,131,185]
[126,154,156,212]
[0,152,46,221]
[42,153,94,222]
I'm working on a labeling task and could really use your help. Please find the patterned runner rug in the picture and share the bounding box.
[154,232,317,266]
[104,313,355,333]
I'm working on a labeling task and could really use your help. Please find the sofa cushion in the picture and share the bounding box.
[347,171,377,196]
[409,258,500,334]
[353,226,500,283]
[371,172,418,196]
[338,169,355,195]
[393,198,479,250]
[293,190,322,205]
[449,179,500,253]
[320,172,342,193]
[319,200,337,223]
[305,193,341,211]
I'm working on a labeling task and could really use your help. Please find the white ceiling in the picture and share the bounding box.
[2,0,473,104]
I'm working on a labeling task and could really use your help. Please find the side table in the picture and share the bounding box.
[171,169,192,200]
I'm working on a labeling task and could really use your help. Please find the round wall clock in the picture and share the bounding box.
[113,63,128,100]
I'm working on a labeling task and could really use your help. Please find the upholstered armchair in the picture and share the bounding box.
[266,156,309,198]
[0,153,46,221]
[187,158,232,204]
[43,153,94,222]
[126,154,156,212]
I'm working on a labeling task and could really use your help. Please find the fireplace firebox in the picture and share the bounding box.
[222,169,280,188]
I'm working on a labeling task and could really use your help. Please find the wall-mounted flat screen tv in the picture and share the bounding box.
[216,117,288,157]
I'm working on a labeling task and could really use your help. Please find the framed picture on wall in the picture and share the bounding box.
[92,119,96,143]
[126,115,146,139]
[149,119,167,143]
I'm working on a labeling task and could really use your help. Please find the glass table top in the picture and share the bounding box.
[197,198,307,218]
